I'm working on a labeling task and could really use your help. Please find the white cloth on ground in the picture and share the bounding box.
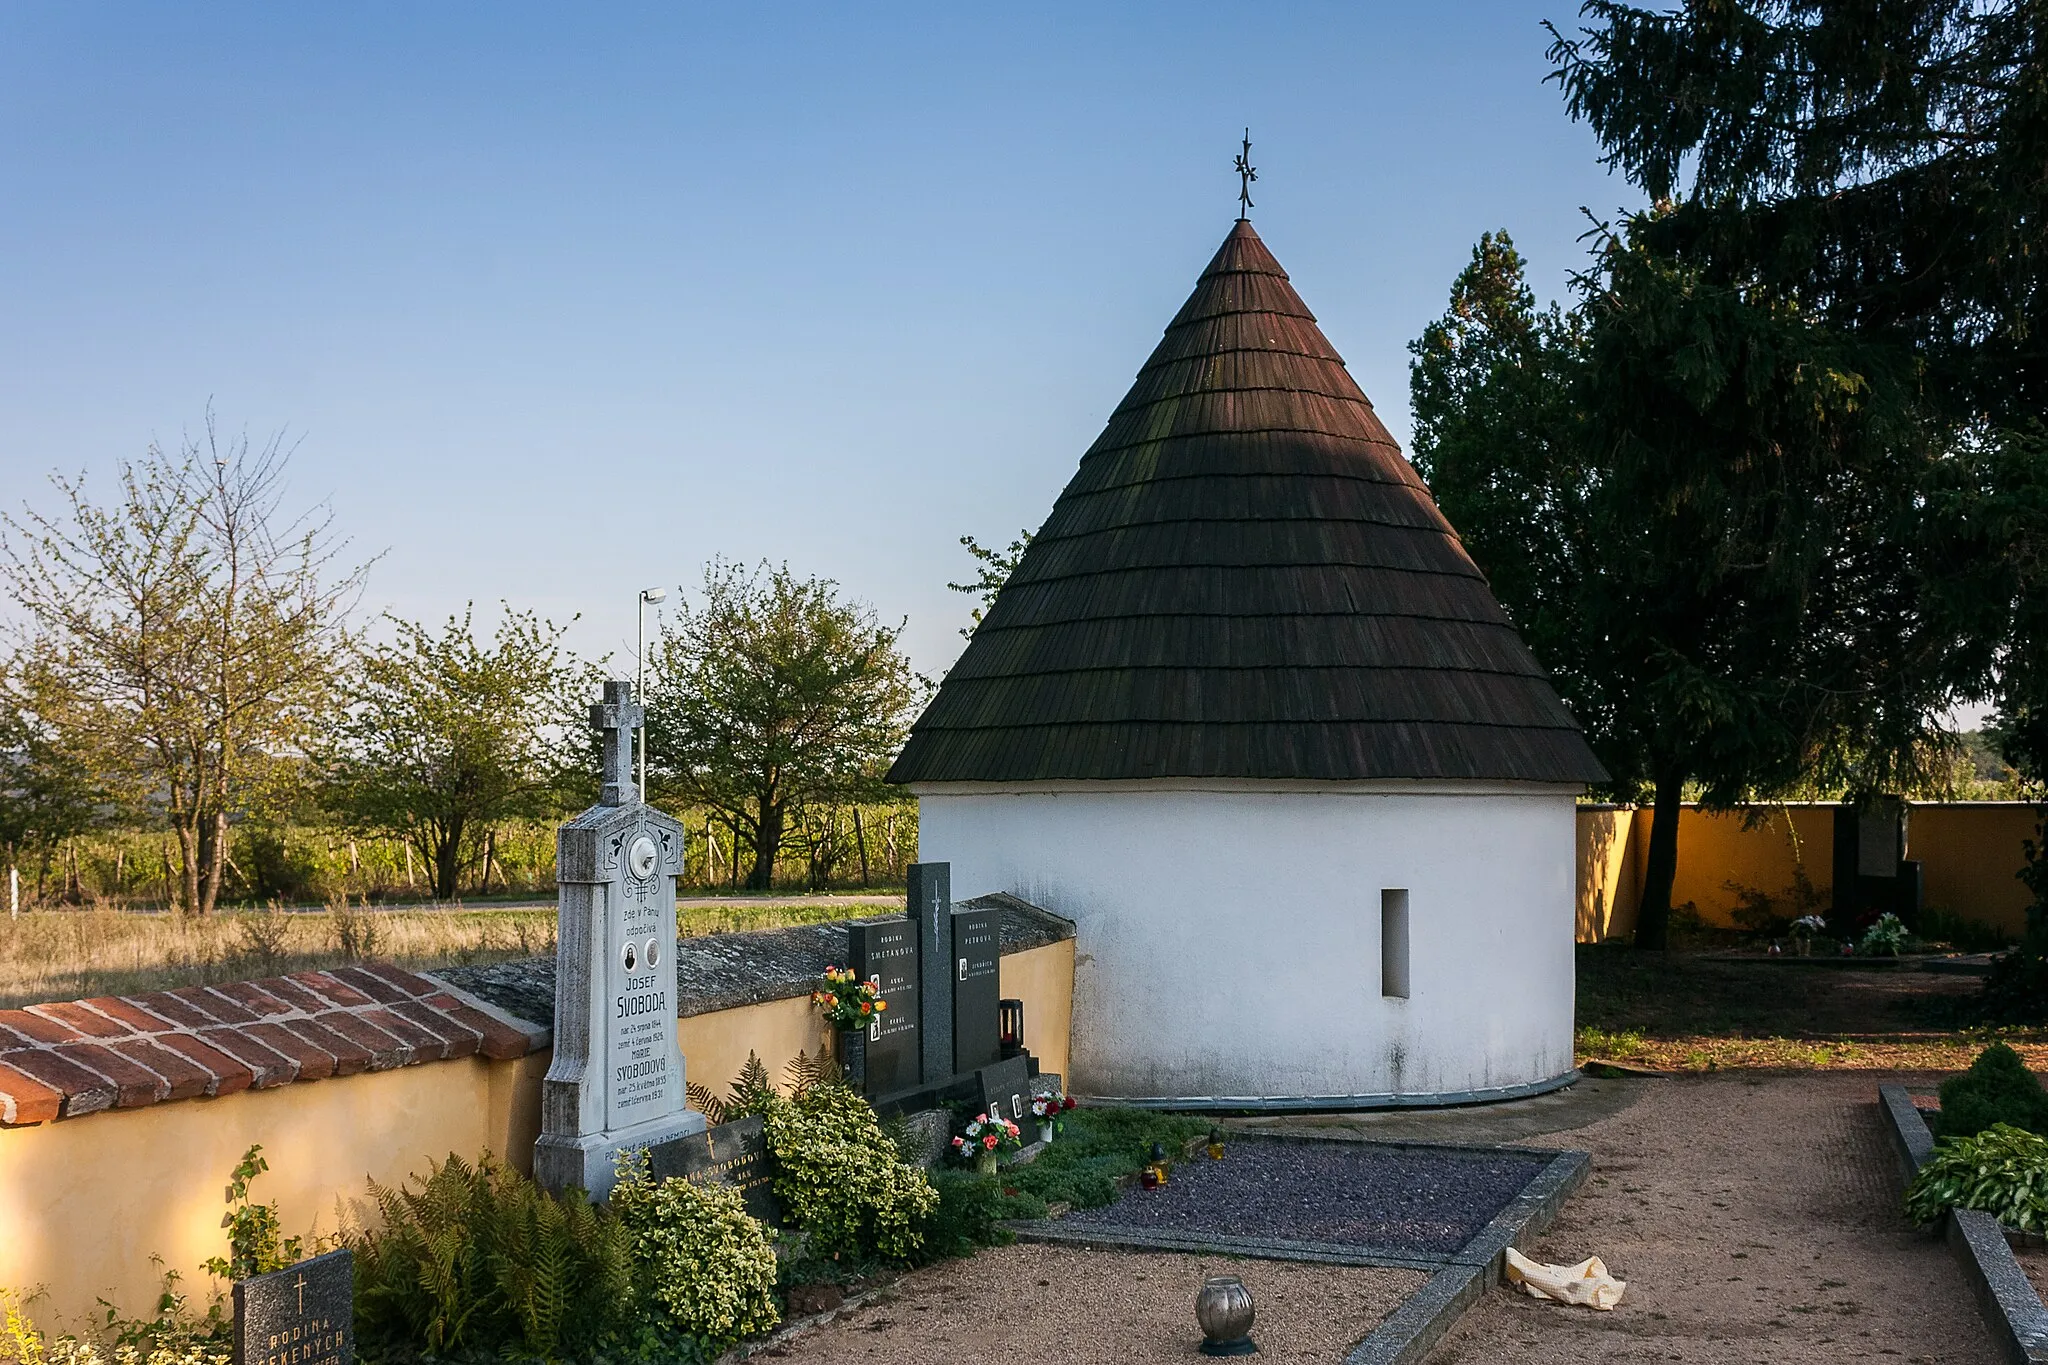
[1503,1246,1626,1310]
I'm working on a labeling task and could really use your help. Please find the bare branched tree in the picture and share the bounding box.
[2,411,367,914]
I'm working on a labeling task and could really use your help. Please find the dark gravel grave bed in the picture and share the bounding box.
[1060,1137,1551,1255]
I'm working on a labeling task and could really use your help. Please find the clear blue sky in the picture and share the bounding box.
[0,3,1634,681]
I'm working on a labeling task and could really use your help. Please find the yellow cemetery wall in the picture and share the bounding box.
[0,939,1077,1327]
[676,938,1077,1099]
[1574,801,2038,939]
[0,1050,549,1331]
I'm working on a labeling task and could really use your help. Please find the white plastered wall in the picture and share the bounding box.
[913,780,1578,1106]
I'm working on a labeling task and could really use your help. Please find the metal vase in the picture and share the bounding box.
[1195,1275,1257,1355]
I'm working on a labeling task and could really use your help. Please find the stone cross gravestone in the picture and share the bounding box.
[231,1249,352,1365]
[951,903,1002,1077]
[649,1115,784,1227]
[909,862,952,1086]
[536,681,705,1199]
[848,918,920,1096]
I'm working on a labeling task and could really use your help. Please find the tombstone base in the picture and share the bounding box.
[535,1109,707,1201]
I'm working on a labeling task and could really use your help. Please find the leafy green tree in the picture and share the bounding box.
[948,531,1033,638]
[1547,0,2048,772]
[0,653,105,903]
[644,561,925,890]
[1413,224,1968,947]
[1527,0,2048,946]
[319,605,580,899]
[1,416,363,914]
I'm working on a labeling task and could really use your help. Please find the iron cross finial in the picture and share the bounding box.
[1234,130,1256,220]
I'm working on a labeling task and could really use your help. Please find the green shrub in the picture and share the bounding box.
[762,1083,938,1262]
[1906,1123,2048,1233]
[1938,1042,2048,1139]
[610,1159,779,1351]
[1859,912,1909,957]
[2,1289,227,1365]
[906,1170,1012,1264]
[351,1153,634,1362]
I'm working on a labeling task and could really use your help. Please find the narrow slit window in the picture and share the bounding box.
[1381,889,1410,999]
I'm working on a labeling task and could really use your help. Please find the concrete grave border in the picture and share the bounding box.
[1877,1082,2048,1365]
[1006,1132,1589,1365]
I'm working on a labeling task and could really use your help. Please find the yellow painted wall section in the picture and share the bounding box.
[1575,807,1641,943]
[1664,806,1833,925]
[0,1051,547,1332]
[1574,801,2038,938]
[677,994,829,1100]
[1001,939,1074,1083]
[1912,804,2040,936]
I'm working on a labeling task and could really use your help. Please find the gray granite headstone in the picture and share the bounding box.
[231,1249,352,1365]
[535,681,705,1200]
[977,1055,1031,1130]
[848,918,920,1096]
[908,862,952,1086]
[951,904,1001,1076]
[649,1114,783,1227]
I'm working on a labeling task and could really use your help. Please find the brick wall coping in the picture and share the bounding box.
[0,962,549,1128]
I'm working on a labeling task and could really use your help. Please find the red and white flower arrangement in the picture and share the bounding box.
[1029,1091,1075,1122]
[951,1110,1024,1166]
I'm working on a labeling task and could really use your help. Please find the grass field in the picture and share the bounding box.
[1573,943,2047,1071]
[0,897,876,1009]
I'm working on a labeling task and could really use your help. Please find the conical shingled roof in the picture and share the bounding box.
[888,220,1607,786]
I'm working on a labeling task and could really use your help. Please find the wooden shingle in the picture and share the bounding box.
[887,220,1606,786]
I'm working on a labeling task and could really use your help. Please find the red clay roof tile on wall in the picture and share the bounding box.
[0,966,548,1128]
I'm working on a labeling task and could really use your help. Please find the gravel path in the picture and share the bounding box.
[762,1243,1425,1364]
[1426,1072,1997,1364]
[1063,1137,1550,1255]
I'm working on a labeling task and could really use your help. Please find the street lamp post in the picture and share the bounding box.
[637,586,667,802]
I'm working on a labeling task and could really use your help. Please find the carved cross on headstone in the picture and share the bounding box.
[591,680,643,807]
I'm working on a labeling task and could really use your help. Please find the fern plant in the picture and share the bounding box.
[350,1153,633,1362]
[686,1051,784,1127]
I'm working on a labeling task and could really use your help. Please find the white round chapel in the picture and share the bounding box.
[888,219,1605,1108]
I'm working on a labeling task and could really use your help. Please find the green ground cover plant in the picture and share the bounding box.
[985,1107,1212,1220]
[1936,1042,2048,1139]
[1906,1123,2048,1235]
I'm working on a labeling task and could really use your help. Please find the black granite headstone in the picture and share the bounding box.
[232,1249,353,1365]
[977,1055,1032,1130]
[908,862,952,1086]
[951,905,1001,1076]
[848,919,920,1095]
[648,1115,784,1227]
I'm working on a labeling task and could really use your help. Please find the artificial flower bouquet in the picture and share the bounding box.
[810,966,887,1031]
[951,1111,1024,1170]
